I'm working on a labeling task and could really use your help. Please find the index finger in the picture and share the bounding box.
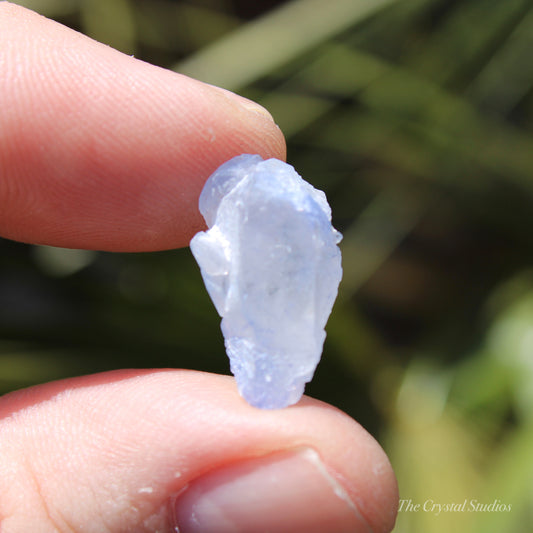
[0,3,285,251]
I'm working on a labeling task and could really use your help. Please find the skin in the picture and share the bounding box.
[0,3,399,532]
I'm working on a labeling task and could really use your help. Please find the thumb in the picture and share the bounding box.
[0,370,398,532]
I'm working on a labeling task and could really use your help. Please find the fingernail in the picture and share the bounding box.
[214,86,277,122]
[173,448,373,533]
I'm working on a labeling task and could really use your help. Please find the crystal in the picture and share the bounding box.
[190,154,342,409]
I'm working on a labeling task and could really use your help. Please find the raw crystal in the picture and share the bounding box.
[190,154,342,409]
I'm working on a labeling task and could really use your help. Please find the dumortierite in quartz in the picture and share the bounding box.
[190,154,342,409]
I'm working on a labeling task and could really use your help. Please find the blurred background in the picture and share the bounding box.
[2,0,533,531]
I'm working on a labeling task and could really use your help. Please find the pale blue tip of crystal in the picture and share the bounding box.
[191,154,342,409]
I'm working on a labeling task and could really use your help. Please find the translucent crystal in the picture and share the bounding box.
[190,154,342,409]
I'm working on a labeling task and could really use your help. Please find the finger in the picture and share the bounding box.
[0,370,398,533]
[0,3,285,251]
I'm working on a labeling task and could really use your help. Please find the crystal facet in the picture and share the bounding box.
[190,154,342,409]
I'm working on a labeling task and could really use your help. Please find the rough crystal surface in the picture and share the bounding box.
[190,154,342,409]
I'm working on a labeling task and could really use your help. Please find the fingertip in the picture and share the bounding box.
[294,396,399,533]
[213,86,287,161]
[1,370,397,532]
[0,3,286,251]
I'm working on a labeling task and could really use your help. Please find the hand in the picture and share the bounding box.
[0,4,398,532]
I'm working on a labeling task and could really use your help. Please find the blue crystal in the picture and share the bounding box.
[190,155,342,409]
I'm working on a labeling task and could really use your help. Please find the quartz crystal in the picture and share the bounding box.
[190,154,342,409]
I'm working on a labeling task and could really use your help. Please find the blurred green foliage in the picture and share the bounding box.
[3,0,533,531]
